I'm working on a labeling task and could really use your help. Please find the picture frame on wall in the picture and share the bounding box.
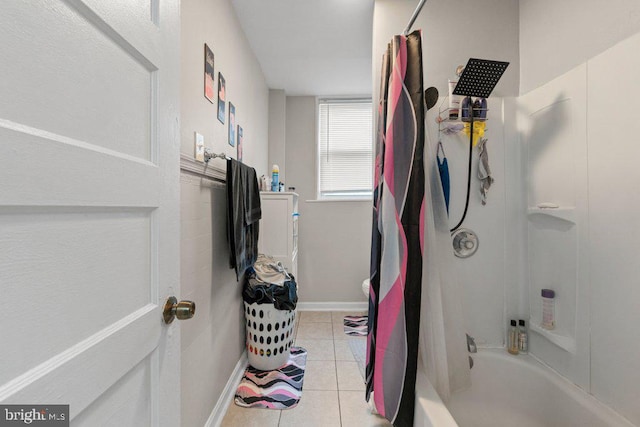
[217,72,226,123]
[228,102,236,147]
[204,44,215,103]
[237,125,243,162]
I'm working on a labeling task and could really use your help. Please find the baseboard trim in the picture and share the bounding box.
[296,302,368,312]
[204,350,247,427]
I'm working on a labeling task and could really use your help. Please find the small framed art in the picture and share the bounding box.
[217,73,226,123]
[204,44,215,103]
[228,102,236,146]
[237,125,243,162]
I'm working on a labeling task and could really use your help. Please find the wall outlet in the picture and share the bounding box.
[194,132,204,162]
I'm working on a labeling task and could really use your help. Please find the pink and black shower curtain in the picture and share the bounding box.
[366,30,425,427]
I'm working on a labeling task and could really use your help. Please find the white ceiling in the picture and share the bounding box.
[231,0,374,96]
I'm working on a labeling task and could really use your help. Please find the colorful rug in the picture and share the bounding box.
[344,315,368,336]
[234,347,307,409]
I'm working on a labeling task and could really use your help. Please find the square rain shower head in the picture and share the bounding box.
[452,58,510,98]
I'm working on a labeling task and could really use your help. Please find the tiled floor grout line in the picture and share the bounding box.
[333,314,343,427]
[280,313,292,427]
[278,313,299,427]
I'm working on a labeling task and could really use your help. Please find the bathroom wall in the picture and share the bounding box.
[519,5,640,423]
[373,0,520,347]
[180,177,245,427]
[181,0,269,174]
[587,32,640,425]
[283,96,371,305]
[518,31,640,425]
[519,0,640,94]
[180,0,269,425]
[518,64,591,391]
[268,89,287,184]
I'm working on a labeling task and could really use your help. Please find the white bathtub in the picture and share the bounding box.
[414,349,635,427]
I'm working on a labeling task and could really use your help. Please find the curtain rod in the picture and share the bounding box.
[403,0,427,35]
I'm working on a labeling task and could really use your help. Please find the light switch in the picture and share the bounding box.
[194,132,204,162]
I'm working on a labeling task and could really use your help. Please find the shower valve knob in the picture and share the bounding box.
[452,228,479,258]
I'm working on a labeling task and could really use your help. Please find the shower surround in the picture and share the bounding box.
[374,0,640,425]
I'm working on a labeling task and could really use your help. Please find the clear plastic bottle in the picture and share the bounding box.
[508,319,519,355]
[518,319,528,354]
[541,289,555,330]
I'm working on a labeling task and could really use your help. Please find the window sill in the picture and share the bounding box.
[306,198,372,203]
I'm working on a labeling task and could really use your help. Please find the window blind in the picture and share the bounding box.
[318,99,373,198]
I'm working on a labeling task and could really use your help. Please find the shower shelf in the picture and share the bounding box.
[527,207,576,224]
[436,107,489,124]
[529,322,576,354]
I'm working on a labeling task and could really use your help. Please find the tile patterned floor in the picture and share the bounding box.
[221,311,392,427]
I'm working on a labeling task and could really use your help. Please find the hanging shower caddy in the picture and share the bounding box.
[439,58,509,233]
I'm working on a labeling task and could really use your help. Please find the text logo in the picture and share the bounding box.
[0,405,68,426]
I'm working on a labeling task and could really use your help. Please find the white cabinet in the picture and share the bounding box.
[258,192,299,277]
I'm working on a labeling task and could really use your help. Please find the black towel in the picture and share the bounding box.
[244,170,262,226]
[226,159,261,279]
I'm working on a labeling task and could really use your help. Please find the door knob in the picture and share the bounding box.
[163,296,196,324]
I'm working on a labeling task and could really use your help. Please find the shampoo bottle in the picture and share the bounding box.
[508,319,519,355]
[541,289,555,330]
[518,319,528,354]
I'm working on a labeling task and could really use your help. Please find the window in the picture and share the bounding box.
[317,99,373,200]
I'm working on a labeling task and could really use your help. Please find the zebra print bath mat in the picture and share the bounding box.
[234,347,307,410]
[344,315,368,336]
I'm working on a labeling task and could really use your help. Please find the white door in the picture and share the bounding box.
[0,1,181,425]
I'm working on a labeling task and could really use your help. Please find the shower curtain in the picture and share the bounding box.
[366,30,425,427]
[367,30,471,426]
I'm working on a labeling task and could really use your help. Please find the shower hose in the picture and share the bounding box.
[450,118,473,233]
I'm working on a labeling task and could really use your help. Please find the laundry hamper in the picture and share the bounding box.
[244,302,296,371]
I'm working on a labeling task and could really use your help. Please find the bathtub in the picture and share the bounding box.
[414,349,635,427]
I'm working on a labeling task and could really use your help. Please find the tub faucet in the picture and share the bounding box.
[466,334,477,353]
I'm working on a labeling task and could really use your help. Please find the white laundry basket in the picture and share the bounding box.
[244,302,296,371]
